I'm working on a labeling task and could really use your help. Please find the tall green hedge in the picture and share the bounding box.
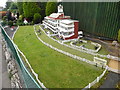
[118,29,120,42]
[62,2,119,40]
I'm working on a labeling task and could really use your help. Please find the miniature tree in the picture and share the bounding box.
[45,1,57,16]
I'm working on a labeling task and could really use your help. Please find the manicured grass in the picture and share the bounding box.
[39,25,109,56]
[36,25,94,61]
[75,41,95,50]
[14,26,103,88]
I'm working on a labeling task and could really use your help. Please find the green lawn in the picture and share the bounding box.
[39,25,109,56]
[14,26,103,88]
[36,25,94,61]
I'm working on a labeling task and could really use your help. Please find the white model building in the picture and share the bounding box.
[42,4,81,40]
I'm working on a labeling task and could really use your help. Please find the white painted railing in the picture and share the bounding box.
[40,25,120,61]
[12,25,46,88]
[12,26,19,40]
[83,66,108,89]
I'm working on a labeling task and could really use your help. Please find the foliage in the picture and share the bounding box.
[8,20,13,27]
[5,0,13,9]
[33,13,41,24]
[16,19,24,26]
[6,10,12,21]
[37,2,46,20]
[9,2,18,10]
[14,25,103,88]
[45,1,57,16]
[19,15,23,21]
[2,16,7,20]
[118,29,120,42]
[23,2,41,21]
[1,20,7,26]
[17,2,23,15]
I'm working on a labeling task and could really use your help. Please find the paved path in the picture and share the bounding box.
[100,72,120,88]
[0,26,17,88]
[0,28,2,90]
[0,28,11,89]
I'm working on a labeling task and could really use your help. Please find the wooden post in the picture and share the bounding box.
[89,83,91,88]
[97,77,99,82]
[96,63,97,67]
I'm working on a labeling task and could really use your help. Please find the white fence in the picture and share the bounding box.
[83,66,108,89]
[38,25,108,68]
[40,25,120,61]
[12,25,46,88]
[35,25,119,89]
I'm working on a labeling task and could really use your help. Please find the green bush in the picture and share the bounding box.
[29,21,34,25]
[33,13,41,24]
[1,20,7,26]
[19,15,23,21]
[118,29,120,42]
[8,20,13,27]
[2,16,7,20]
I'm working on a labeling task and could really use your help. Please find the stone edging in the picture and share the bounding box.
[1,37,22,88]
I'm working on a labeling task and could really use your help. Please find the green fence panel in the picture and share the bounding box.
[62,2,119,40]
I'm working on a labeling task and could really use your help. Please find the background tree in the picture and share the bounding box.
[17,2,23,15]
[37,2,46,21]
[33,13,41,24]
[45,1,57,16]
[5,0,13,9]
[23,2,41,22]
[9,2,18,10]
[6,10,12,21]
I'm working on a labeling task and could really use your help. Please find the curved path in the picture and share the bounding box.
[0,27,11,88]
[1,26,17,88]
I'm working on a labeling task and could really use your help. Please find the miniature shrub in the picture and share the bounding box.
[33,13,41,24]
[8,20,13,27]
[19,15,23,21]
[2,16,7,20]
[1,20,7,26]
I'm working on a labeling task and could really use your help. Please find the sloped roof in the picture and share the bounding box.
[49,13,62,18]
[60,19,79,24]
